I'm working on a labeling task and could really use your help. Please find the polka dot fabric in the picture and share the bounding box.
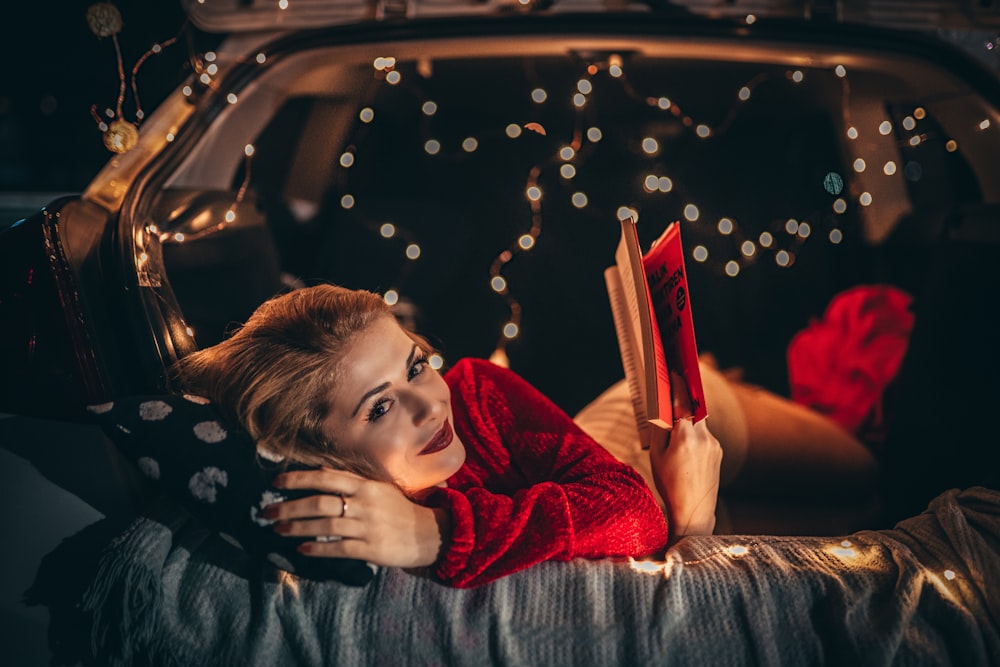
[87,393,374,586]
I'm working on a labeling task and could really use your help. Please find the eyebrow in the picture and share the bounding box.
[351,344,419,417]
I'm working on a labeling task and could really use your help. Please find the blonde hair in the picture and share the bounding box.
[173,284,393,479]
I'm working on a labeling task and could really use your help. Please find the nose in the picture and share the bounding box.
[401,386,442,425]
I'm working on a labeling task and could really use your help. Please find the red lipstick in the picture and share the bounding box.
[419,420,453,455]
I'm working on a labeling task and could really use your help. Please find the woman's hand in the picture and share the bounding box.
[649,418,722,542]
[264,467,452,569]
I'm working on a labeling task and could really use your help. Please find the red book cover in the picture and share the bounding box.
[642,222,707,423]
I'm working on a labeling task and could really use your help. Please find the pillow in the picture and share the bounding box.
[86,393,375,586]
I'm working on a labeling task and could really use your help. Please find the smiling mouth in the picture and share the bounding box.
[419,420,453,455]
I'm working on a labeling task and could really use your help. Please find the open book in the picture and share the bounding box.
[604,216,707,450]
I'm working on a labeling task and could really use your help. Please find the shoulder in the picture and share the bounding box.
[444,358,534,396]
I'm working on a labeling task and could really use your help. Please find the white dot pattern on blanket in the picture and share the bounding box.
[188,466,228,503]
[251,490,287,526]
[193,420,227,443]
[139,400,173,421]
[136,456,160,480]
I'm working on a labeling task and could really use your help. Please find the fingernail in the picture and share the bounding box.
[273,522,291,534]
[271,476,286,488]
[262,505,280,519]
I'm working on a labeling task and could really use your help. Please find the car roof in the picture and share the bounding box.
[181,0,1000,33]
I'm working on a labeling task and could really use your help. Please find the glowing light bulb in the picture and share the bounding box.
[946,139,958,152]
[738,86,751,101]
[657,97,671,110]
[883,161,897,175]
[224,209,236,223]
[683,204,699,221]
[226,93,238,105]
[491,276,507,293]
[847,127,858,140]
[658,177,672,192]
[506,124,522,138]
[200,73,211,85]
[717,218,734,235]
[797,222,811,238]
[577,79,592,94]
[692,245,708,262]
[531,88,547,103]
[741,241,755,257]
[829,228,843,243]
[256,53,266,64]
[429,354,444,370]
[785,218,799,234]
[835,65,847,77]
[642,137,659,154]
[339,152,355,168]
[859,192,873,206]
[725,261,740,277]
[424,139,441,155]
[573,93,587,108]
[386,71,401,85]
[526,186,542,201]
[380,223,396,238]
[759,231,773,247]
[462,137,478,152]
[913,107,926,119]
[560,146,576,160]
[728,545,748,556]
[405,244,421,260]
[560,164,576,179]
[587,127,603,142]
[943,570,956,580]
[360,107,375,123]
[833,198,847,214]
[902,116,916,131]
[341,194,355,209]
[503,322,519,339]
[571,192,588,208]
[775,250,791,267]
[617,206,638,222]
[422,101,437,116]
[695,124,711,138]
[853,158,866,173]
[791,70,804,83]
[518,235,535,250]
[644,175,658,192]
[878,120,892,135]
[384,289,399,305]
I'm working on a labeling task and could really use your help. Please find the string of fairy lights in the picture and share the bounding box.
[89,2,999,364]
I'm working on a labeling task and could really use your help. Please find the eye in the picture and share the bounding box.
[408,354,429,381]
[367,398,391,423]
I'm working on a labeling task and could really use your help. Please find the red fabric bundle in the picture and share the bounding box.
[787,285,915,442]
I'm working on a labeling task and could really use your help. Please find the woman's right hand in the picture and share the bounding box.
[264,467,452,569]
[649,418,722,542]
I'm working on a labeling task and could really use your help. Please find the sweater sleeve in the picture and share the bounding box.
[429,359,667,588]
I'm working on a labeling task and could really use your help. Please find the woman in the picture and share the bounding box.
[175,284,722,588]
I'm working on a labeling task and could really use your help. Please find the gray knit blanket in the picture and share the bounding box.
[27,486,1000,666]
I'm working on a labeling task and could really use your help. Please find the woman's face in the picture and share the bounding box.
[322,315,466,495]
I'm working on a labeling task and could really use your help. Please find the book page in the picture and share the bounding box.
[607,217,673,449]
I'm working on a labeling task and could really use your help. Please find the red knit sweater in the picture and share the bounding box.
[427,358,668,588]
